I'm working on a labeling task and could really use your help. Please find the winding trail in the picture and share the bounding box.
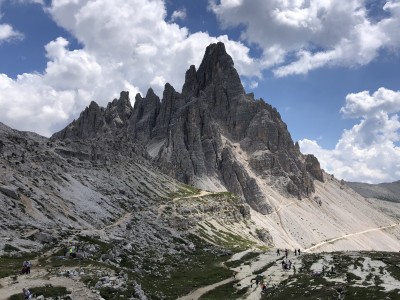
[157,190,215,218]
[304,223,400,252]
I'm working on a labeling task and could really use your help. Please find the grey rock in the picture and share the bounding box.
[0,185,20,200]
[132,280,148,300]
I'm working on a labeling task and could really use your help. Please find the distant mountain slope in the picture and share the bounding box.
[0,121,253,256]
[347,181,400,203]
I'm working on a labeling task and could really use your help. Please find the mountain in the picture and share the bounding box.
[347,180,400,203]
[51,42,400,252]
[53,42,323,215]
[0,120,258,299]
[2,42,400,299]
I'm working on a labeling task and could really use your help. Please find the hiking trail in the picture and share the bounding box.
[304,223,400,252]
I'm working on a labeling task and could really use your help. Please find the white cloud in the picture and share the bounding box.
[209,0,400,76]
[249,81,258,89]
[341,88,400,118]
[0,0,260,136]
[299,87,400,183]
[170,9,186,22]
[0,23,23,43]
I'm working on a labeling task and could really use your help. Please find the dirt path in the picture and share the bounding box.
[174,190,213,201]
[157,190,215,218]
[0,270,98,300]
[177,250,301,300]
[0,212,135,300]
[104,212,131,230]
[304,223,400,252]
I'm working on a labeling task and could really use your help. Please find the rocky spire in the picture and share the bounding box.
[52,42,324,215]
[195,42,244,97]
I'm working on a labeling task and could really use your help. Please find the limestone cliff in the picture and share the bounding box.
[52,42,323,214]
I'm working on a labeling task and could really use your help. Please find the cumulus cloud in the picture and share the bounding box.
[170,9,186,22]
[209,0,400,76]
[0,0,260,136]
[299,88,400,183]
[0,23,22,42]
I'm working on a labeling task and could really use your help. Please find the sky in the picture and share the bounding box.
[0,0,399,184]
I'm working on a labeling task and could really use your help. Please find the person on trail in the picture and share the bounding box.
[26,261,31,274]
[21,261,28,274]
[285,248,288,259]
[298,249,301,255]
[277,249,280,256]
[281,260,285,270]
[331,266,334,274]
[262,283,267,292]
[288,260,292,270]
[23,288,32,299]
[293,265,296,274]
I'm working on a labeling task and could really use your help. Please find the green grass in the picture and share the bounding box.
[138,235,232,299]
[260,252,400,300]
[9,286,70,300]
[167,185,201,199]
[99,286,135,300]
[0,256,30,278]
[3,244,20,252]
[209,229,257,251]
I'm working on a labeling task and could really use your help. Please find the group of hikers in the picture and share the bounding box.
[281,259,293,271]
[21,260,32,275]
[276,248,301,258]
[250,274,272,292]
[313,265,336,277]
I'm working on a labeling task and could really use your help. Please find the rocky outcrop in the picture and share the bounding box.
[0,185,20,200]
[52,42,324,215]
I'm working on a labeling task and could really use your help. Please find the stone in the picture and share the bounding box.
[0,185,19,200]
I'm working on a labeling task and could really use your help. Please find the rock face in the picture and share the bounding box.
[52,42,323,214]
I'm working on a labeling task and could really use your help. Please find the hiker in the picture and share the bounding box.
[313,271,322,277]
[69,247,77,258]
[277,248,280,256]
[23,288,32,299]
[262,283,267,291]
[293,265,296,274]
[288,260,292,270]
[21,261,28,274]
[281,260,285,270]
[26,261,31,274]
[298,249,301,255]
[285,248,288,259]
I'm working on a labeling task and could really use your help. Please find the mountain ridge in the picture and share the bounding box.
[52,42,323,215]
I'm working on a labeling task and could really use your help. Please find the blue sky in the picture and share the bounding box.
[0,0,399,183]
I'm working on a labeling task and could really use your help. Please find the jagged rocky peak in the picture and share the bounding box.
[195,42,244,96]
[52,41,324,215]
[52,91,133,140]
